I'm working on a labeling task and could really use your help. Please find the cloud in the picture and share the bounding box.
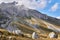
[56,16,60,19]
[15,0,48,9]
[50,3,59,12]
[0,0,51,9]
[38,0,47,9]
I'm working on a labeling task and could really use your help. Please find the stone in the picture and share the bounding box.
[48,32,58,38]
[32,32,39,39]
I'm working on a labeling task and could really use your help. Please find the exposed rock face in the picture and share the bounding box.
[48,32,58,38]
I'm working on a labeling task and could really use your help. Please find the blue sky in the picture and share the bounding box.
[36,0,60,18]
[0,0,60,18]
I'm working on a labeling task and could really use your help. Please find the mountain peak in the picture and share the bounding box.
[0,1,18,6]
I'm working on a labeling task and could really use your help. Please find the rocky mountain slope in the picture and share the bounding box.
[0,1,60,40]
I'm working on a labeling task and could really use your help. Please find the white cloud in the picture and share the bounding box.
[39,0,47,9]
[17,0,48,9]
[56,16,60,19]
[0,0,51,9]
[50,3,59,12]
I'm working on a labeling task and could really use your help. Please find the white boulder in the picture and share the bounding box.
[32,32,39,39]
[48,32,58,38]
[12,30,23,35]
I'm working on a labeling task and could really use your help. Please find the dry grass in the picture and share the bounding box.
[0,17,60,40]
[0,29,60,40]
